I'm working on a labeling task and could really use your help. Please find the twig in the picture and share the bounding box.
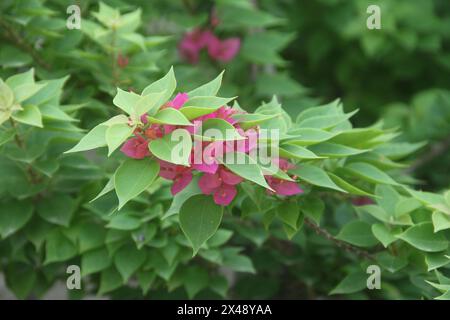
[406,135,450,173]
[0,16,51,70]
[304,218,375,261]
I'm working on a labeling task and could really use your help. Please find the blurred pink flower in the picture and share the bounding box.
[207,37,240,62]
[178,29,214,64]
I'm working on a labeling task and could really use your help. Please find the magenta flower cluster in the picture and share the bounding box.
[120,93,303,205]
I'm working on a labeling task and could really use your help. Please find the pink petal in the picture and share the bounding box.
[168,93,189,110]
[269,179,303,196]
[352,197,375,206]
[140,114,148,124]
[220,168,242,185]
[120,137,149,159]
[171,172,193,195]
[158,160,177,180]
[198,173,222,195]
[213,184,237,206]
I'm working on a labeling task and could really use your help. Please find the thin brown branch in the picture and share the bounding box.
[304,218,375,261]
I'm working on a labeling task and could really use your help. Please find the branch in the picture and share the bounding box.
[304,218,375,261]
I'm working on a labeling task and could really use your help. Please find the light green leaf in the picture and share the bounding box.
[37,195,75,227]
[113,88,140,115]
[221,152,272,190]
[371,223,398,248]
[65,124,107,153]
[44,230,77,265]
[82,248,112,276]
[105,123,135,156]
[149,128,192,166]
[12,104,42,127]
[343,162,399,185]
[134,91,165,116]
[336,220,378,247]
[432,211,450,232]
[188,71,224,97]
[142,66,176,107]
[328,172,376,197]
[279,144,324,160]
[148,107,192,126]
[180,96,236,119]
[290,164,345,192]
[114,158,160,209]
[397,222,448,252]
[309,142,368,158]
[330,270,367,295]
[179,195,224,255]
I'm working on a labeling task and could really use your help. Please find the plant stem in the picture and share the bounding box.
[304,218,375,261]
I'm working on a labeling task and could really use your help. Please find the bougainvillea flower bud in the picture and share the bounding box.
[120,135,149,159]
[207,37,240,62]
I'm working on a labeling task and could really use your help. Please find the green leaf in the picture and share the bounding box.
[188,71,224,97]
[343,162,399,185]
[134,91,165,116]
[107,214,141,230]
[98,267,123,295]
[82,248,112,276]
[179,195,224,255]
[285,128,337,146]
[221,152,272,190]
[4,263,36,299]
[328,172,376,197]
[90,177,115,203]
[37,195,76,227]
[0,129,15,147]
[142,66,176,107]
[222,248,255,273]
[300,196,324,224]
[183,266,209,299]
[180,96,236,119]
[0,199,33,238]
[336,221,378,247]
[12,104,42,127]
[197,118,244,141]
[105,123,135,156]
[279,144,323,160]
[65,124,107,153]
[149,128,192,165]
[164,176,202,218]
[137,270,156,295]
[371,223,398,248]
[290,164,345,192]
[308,143,368,158]
[330,270,367,295]
[376,252,408,273]
[114,158,160,209]
[397,222,448,252]
[298,110,358,130]
[232,113,278,130]
[425,253,450,271]
[114,244,147,281]
[432,211,450,232]
[148,107,192,126]
[113,88,140,115]
[44,230,77,265]
[277,202,301,229]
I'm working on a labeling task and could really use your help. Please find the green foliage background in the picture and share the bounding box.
[0,0,449,300]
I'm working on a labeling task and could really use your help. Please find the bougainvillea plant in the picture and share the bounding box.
[66,68,450,298]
